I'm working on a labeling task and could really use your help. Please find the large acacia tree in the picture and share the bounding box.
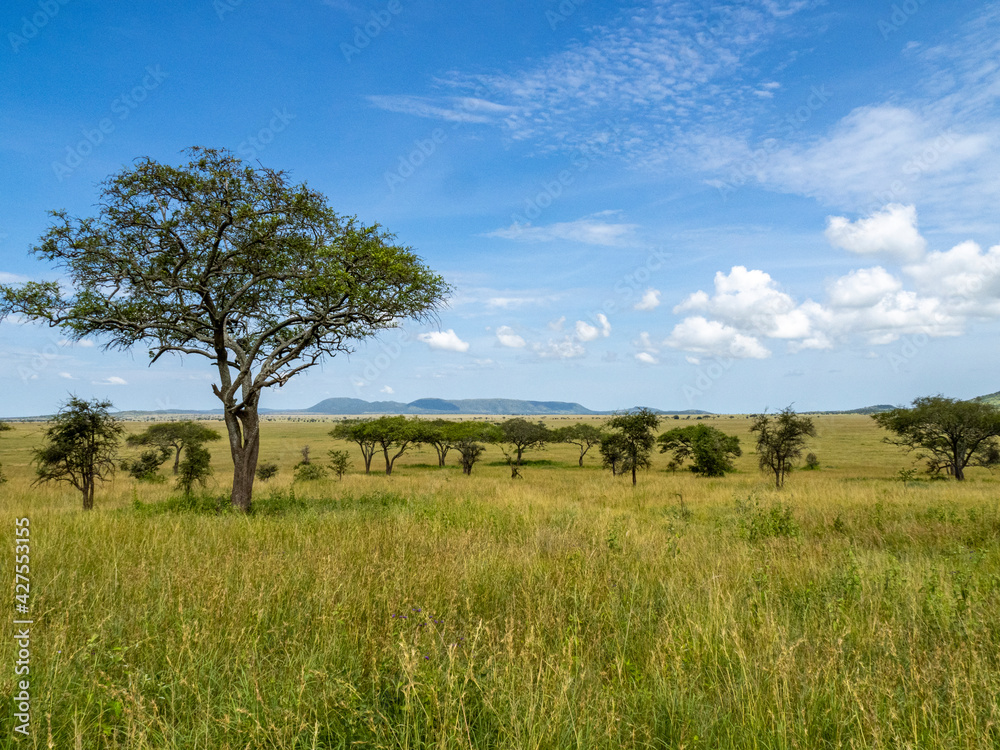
[872,395,1000,480]
[0,148,449,512]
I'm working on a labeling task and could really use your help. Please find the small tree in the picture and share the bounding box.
[328,449,351,480]
[121,448,170,483]
[255,461,279,481]
[330,420,379,474]
[299,445,312,465]
[412,419,453,467]
[872,396,1000,480]
[554,423,603,467]
[367,415,421,475]
[127,421,221,474]
[599,432,627,477]
[177,444,213,498]
[603,409,660,486]
[657,424,741,477]
[749,406,816,488]
[495,418,550,478]
[33,397,124,510]
[0,421,12,484]
[805,453,820,470]
[447,422,498,476]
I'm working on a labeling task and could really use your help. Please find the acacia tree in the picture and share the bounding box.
[554,423,603,467]
[749,406,815,488]
[127,421,220,474]
[657,424,741,477]
[329,419,379,474]
[872,395,1000,480]
[32,397,124,510]
[495,418,550,477]
[447,422,498,476]
[0,421,11,484]
[599,432,627,477]
[414,419,454,467]
[0,148,448,512]
[368,415,421,475]
[603,408,660,486]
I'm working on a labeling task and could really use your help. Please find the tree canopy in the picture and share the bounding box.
[0,147,449,512]
[749,407,815,488]
[127,421,221,474]
[553,423,603,467]
[32,396,124,510]
[872,395,1000,480]
[603,409,660,485]
[657,424,741,477]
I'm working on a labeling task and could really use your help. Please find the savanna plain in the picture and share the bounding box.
[1,414,999,749]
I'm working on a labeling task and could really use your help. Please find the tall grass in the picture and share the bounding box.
[1,415,999,748]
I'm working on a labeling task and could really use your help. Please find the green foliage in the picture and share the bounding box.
[444,422,499,475]
[127,421,220,474]
[255,461,279,481]
[805,452,820,470]
[121,448,169,483]
[495,418,551,474]
[328,449,351,480]
[294,463,328,482]
[330,419,379,473]
[0,146,449,513]
[552,423,603,466]
[872,395,1000,480]
[32,396,124,510]
[737,496,800,541]
[750,406,816,488]
[603,408,660,485]
[657,424,742,477]
[176,445,213,498]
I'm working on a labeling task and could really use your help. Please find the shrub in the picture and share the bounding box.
[256,462,279,481]
[294,463,327,482]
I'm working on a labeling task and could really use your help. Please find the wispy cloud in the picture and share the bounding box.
[484,215,639,247]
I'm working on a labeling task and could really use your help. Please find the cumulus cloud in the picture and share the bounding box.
[574,314,611,342]
[380,386,394,395]
[634,288,661,311]
[827,267,903,308]
[417,329,470,352]
[825,204,927,262]
[666,316,771,359]
[58,372,76,380]
[496,325,527,348]
[635,352,658,365]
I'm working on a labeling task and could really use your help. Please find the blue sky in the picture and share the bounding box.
[2,0,1000,417]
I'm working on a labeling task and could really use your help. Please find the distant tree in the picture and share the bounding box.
[872,395,1000,480]
[749,407,816,488]
[299,445,312,465]
[412,419,454,467]
[328,449,351,480]
[32,397,124,510]
[603,409,661,485]
[554,423,603,467]
[367,415,423,475]
[126,421,221,475]
[805,453,820,470]
[495,418,550,477]
[447,422,499,476]
[177,444,213,498]
[0,421,11,484]
[0,147,448,513]
[121,448,170,483]
[657,424,741,477]
[329,420,379,474]
[294,463,327,481]
[599,432,628,477]
[255,461,279,481]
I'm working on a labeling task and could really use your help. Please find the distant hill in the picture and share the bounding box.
[974,391,1000,407]
[303,397,712,416]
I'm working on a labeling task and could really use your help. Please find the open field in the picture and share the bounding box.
[2,414,1000,748]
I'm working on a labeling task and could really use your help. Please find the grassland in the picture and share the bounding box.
[1,414,999,748]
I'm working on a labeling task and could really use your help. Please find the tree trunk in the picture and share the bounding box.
[82,478,94,511]
[954,463,965,480]
[173,445,181,474]
[631,464,637,486]
[224,395,260,513]
[578,449,584,467]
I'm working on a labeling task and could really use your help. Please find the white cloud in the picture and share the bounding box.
[548,316,566,331]
[574,314,611,342]
[485,216,639,247]
[367,95,515,125]
[496,325,527,348]
[827,267,903,308]
[417,329,470,352]
[58,372,76,380]
[0,272,30,284]
[534,338,585,359]
[634,288,661,311]
[635,352,658,365]
[825,204,927,262]
[666,317,771,359]
[675,266,800,338]
[93,376,127,386]
[380,386,394,395]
